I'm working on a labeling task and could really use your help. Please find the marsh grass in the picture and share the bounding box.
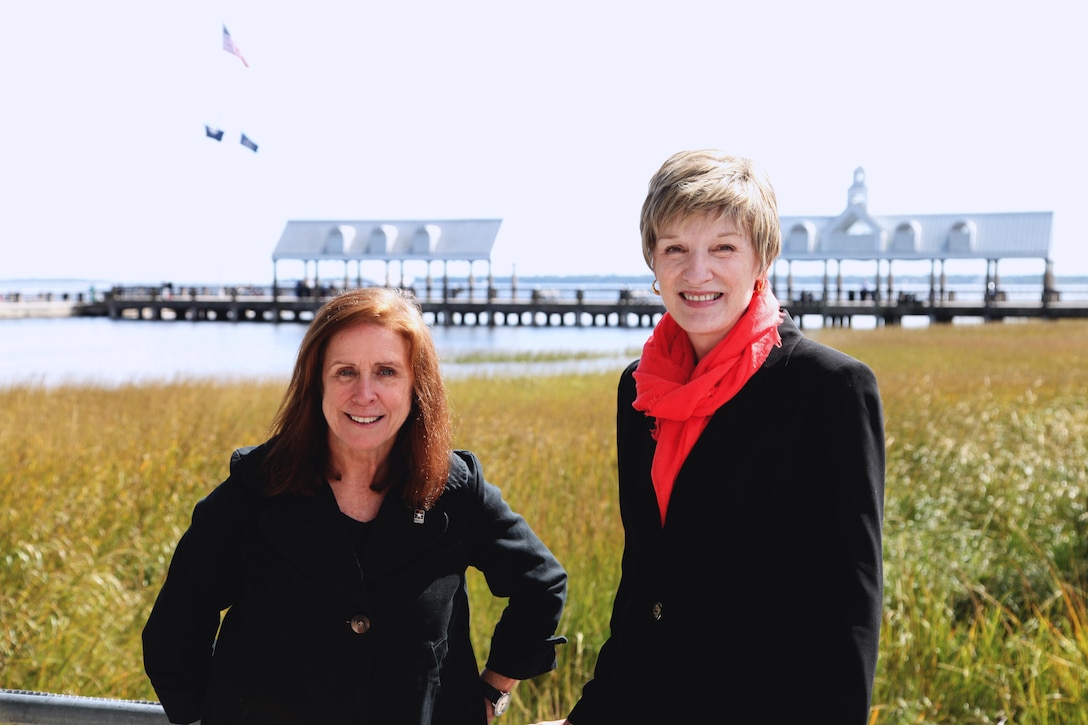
[2,320,1088,723]
[445,348,640,365]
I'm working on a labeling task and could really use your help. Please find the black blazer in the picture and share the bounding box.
[143,446,567,725]
[569,313,885,724]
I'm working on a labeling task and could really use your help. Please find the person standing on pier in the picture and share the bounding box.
[534,150,885,724]
[143,287,568,725]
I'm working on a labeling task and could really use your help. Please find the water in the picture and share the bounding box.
[0,317,654,388]
[4,276,1085,388]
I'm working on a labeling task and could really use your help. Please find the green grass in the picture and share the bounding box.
[2,320,1088,723]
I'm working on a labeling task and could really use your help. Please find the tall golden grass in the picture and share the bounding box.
[2,319,1087,723]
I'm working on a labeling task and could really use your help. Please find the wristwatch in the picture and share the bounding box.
[481,679,512,716]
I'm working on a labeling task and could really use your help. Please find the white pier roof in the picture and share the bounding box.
[778,168,1051,263]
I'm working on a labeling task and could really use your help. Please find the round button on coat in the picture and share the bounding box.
[348,614,372,634]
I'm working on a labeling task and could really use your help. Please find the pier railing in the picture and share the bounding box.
[69,281,1088,327]
[0,689,166,725]
[4,280,1088,327]
[73,283,669,328]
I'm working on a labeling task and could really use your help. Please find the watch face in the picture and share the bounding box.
[493,692,512,716]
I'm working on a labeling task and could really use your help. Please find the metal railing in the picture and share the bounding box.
[0,690,166,725]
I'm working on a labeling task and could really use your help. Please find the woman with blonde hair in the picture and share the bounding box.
[539,150,884,724]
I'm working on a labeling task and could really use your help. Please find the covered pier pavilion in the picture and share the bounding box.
[772,167,1056,309]
[269,218,504,303]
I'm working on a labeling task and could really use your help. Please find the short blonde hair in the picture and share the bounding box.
[640,150,781,273]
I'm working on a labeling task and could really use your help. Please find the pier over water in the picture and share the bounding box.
[72,283,666,328]
[46,277,1088,328]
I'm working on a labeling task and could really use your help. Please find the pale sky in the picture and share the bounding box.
[1,0,1084,286]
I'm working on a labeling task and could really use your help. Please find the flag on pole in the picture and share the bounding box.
[240,133,259,152]
[222,25,248,67]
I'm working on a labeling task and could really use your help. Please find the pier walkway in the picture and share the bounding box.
[58,283,1088,327]
[5,282,1088,327]
[64,285,665,328]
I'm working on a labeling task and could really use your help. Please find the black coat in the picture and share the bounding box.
[569,313,885,724]
[143,446,567,725]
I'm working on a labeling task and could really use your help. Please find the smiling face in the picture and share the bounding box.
[321,322,414,469]
[653,210,765,360]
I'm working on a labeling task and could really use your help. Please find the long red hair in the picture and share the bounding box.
[261,287,452,510]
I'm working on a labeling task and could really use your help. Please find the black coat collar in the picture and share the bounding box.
[252,453,467,601]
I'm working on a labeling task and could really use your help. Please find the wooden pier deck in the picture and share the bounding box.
[54,284,1088,328]
[70,288,666,328]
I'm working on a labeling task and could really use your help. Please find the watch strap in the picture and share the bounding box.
[480,679,511,715]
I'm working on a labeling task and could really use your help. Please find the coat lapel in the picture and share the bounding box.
[257,487,366,605]
[664,316,804,530]
[256,475,454,598]
[361,453,463,579]
[360,500,450,580]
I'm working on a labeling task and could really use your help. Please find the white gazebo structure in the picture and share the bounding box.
[270,218,502,300]
[776,168,1054,303]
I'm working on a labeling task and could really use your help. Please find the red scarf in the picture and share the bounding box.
[632,286,784,525]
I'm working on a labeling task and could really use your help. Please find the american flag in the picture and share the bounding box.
[222,25,248,67]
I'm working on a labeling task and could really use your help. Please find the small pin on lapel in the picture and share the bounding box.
[413,509,426,524]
